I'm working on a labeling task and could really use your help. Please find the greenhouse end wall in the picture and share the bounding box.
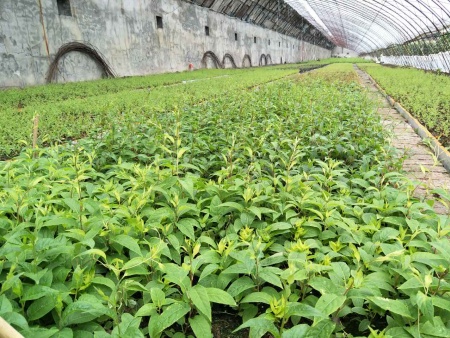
[0,0,331,87]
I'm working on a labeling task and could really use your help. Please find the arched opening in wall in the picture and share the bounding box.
[222,53,237,69]
[266,54,272,65]
[46,42,115,83]
[259,54,267,66]
[201,51,223,69]
[242,54,252,68]
[280,57,283,64]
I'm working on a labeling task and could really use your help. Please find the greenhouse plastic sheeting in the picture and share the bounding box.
[285,0,450,53]
[381,52,450,72]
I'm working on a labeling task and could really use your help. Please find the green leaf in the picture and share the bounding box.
[314,294,346,316]
[179,177,195,200]
[258,270,282,288]
[199,263,219,281]
[241,292,273,304]
[1,311,29,330]
[282,325,310,338]
[305,319,335,338]
[148,302,190,338]
[64,198,80,214]
[368,297,413,319]
[150,288,166,306]
[420,317,450,337]
[61,296,112,327]
[135,303,157,317]
[382,216,406,227]
[22,285,59,301]
[432,296,450,311]
[206,288,236,306]
[122,257,149,271]
[248,206,262,220]
[92,277,116,290]
[234,317,279,338]
[176,218,196,240]
[188,285,211,321]
[0,294,13,313]
[309,277,345,295]
[268,222,292,232]
[416,291,434,324]
[52,328,74,338]
[27,294,57,321]
[398,278,422,291]
[76,249,106,261]
[189,315,212,338]
[21,327,60,338]
[287,303,325,318]
[227,276,255,297]
[111,313,144,338]
[112,235,142,256]
[218,202,245,212]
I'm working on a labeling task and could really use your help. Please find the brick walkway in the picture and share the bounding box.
[356,67,450,214]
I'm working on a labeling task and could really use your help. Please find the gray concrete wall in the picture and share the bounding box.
[332,47,359,58]
[0,0,332,87]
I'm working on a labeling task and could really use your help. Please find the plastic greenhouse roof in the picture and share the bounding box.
[285,0,450,53]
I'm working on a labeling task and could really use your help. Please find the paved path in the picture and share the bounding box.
[355,67,450,214]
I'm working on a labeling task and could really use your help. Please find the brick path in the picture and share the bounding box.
[356,67,450,214]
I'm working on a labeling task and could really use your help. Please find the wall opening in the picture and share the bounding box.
[235,33,238,41]
[279,42,281,47]
[259,54,267,66]
[156,16,163,29]
[268,40,271,45]
[205,26,210,36]
[254,37,257,43]
[57,0,72,16]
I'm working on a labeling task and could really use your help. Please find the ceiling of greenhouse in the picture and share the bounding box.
[285,0,450,53]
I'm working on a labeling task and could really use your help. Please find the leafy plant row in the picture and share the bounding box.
[1,65,449,338]
[359,63,450,147]
[0,67,299,159]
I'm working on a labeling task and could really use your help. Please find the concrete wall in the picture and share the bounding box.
[332,47,358,58]
[0,0,332,87]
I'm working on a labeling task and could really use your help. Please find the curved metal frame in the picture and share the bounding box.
[222,53,238,68]
[46,41,115,83]
[242,54,253,68]
[191,0,450,70]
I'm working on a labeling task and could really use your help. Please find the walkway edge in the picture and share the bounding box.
[357,66,450,174]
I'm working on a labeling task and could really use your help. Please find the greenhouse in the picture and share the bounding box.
[1,1,450,337]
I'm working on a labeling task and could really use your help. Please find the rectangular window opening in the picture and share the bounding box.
[268,39,271,45]
[254,36,257,43]
[57,0,72,16]
[279,41,281,47]
[235,33,238,41]
[156,16,163,29]
[205,26,210,36]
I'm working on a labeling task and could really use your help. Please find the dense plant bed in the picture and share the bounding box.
[0,67,298,159]
[1,66,449,338]
[359,64,450,147]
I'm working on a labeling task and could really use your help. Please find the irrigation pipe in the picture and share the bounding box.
[357,66,450,173]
